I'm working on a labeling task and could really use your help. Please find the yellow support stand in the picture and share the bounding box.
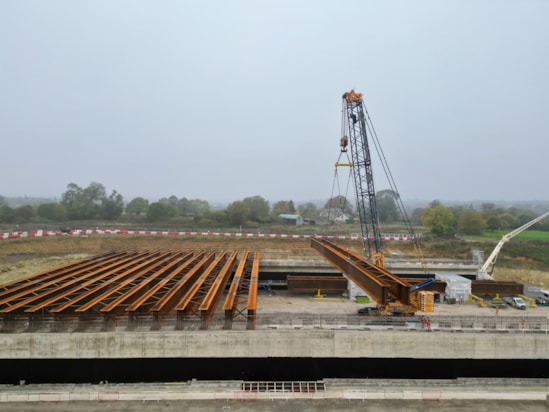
[519,294,538,308]
[310,289,344,302]
[493,293,502,301]
[468,294,484,307]
[312,289,325,299]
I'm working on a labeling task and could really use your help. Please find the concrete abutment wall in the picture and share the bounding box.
[0,330,548,360]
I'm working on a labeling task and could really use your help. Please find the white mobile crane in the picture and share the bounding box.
[477,210,549,280]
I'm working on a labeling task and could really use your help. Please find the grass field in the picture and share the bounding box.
[483,230,549,241]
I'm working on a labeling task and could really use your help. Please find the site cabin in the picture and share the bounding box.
[278,214,304,226]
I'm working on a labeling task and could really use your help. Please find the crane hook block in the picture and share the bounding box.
[340,135,348,151]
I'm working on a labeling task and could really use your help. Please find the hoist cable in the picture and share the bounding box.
[362,102,428,273]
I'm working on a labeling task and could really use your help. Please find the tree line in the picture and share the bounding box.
[0,182,547,235]
[417,200,549,235]
[0,182,321,227]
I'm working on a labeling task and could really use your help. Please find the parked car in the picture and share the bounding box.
[503,296,527,310]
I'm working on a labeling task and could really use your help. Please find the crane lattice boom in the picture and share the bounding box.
[342,90,382,261]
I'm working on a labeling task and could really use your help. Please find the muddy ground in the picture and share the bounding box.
[0,235,547,289]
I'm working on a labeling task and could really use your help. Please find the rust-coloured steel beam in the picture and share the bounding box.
[471,280,523,295]
[0,251,151,314]
[199,251,238,313]
[246,251,260,329]
[72,251,185,314]
[0,252,119,293]
[124,251,205,314]
[223,251,249,316]
[0,252,128,306]
[287,275,348,291]
[99,251,195,314]
[149,251,216,315]
[199,251,239,329]
[174,251,229,315]
[311,237,412,306]
[46,251,170,314]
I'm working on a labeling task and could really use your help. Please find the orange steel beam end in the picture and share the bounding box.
[223,251,249,318]
[199,251,239,329]
[246,251,260,330]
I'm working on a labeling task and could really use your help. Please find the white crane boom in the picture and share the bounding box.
[478,210,549,280]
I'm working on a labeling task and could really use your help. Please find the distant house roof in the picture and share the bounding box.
[278,214,304,226]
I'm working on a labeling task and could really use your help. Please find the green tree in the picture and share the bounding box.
[14,205,35,223]
[0,205,15,223]
[225,200,250,226]
[242,196,270,223]
[178,198,210,217]
[37,203,67,221]
[377,190,400,223]
[61,182,105,219]
[457,210,486,235]
[421,203,456,235]
[146,202,177,221]
[410,207,424,225]
[125,197,149,215]
[271,200,296,218]
[485,212,515,231]
[61,183,82,219]
[297,202,319,219]
[324,195,353,214]
[100,190,124,220]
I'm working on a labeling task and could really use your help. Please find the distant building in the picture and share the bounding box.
[319,208,354,224]
[278,214,304,226]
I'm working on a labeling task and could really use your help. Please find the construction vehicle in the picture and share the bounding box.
[339,89,427,272]
[477,210,549,280]
[312,90,432,316]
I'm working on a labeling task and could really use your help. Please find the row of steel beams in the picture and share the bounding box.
[310,237,412,306]
[0,250,260,331]
[147,251,215,315]
[199,251,239,329]
[0,252,119,297]
[52,251,179,314]
[222,251,258,330]
[0,251,149,313]
[75,251,192,314]
[125,251,207,315]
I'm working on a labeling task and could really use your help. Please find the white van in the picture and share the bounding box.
[537,289,549,306]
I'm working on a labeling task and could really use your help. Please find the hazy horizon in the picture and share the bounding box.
[2,1,548,203]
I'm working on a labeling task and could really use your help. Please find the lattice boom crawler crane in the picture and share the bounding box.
[341,89,383,265]
[311,90,433,315]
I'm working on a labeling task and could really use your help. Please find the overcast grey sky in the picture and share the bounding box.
[2,1,548,205]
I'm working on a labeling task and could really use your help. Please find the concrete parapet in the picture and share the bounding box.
[0,329,547,360]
